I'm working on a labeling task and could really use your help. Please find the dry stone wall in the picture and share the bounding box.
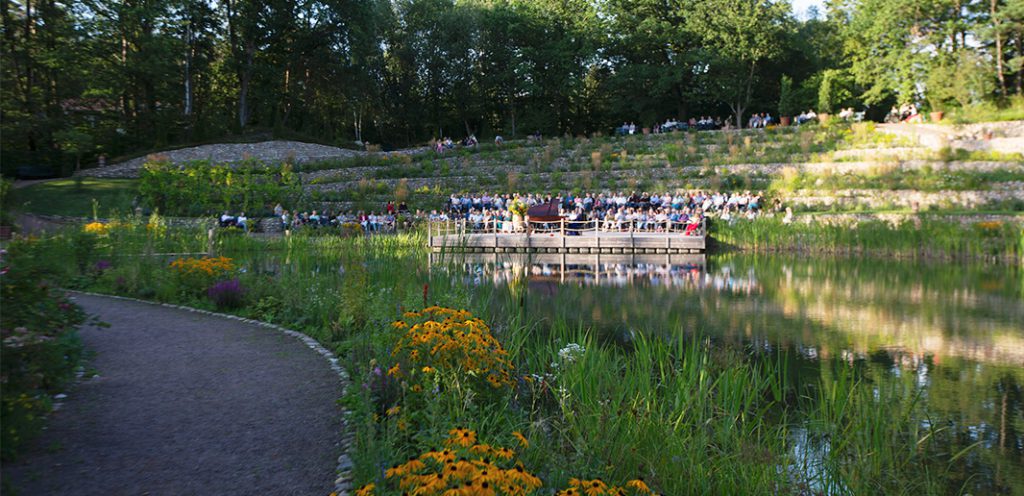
[77,141,368,179]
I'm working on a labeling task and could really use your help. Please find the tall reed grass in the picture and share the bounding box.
[713,216,1024,263]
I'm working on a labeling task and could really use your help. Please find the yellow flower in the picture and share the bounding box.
[386,405,401,416]
[512,431,529,449]
[355,483,375,496]
[446,427,478,447]
[584,479,609,496]
[493,447,515,460]
[390,307,515,391]
[84,222,109,235]
[168,256,235,277]
[469,443,493,455]
[387,364,402,378]
[422,366,435,374]
[626,479,651,494]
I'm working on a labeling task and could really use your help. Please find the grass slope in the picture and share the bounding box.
[13,179,138,217]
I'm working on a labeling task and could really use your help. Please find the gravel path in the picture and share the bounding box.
[2,293,345,496]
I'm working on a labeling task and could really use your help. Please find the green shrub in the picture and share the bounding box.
[1,242,88,460]
[138,158,302,216]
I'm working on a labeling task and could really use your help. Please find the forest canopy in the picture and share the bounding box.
[2,0,1022,173]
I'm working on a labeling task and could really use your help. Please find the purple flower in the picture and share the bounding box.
[94,260,113,272]
[207,278,247,309]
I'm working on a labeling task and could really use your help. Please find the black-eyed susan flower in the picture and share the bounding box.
[583,479,609,496]
[626,479,651,494]
[512,431,529,449]
[493,447,515,460]
[355,483,375,496]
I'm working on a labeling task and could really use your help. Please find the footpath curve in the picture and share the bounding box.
[2,293,348,496]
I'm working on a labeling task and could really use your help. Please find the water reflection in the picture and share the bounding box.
[432,252,1024,492]
[431,252,762,296]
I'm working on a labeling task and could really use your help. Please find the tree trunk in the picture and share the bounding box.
[993,0,1007,96]
[281,65,292,127]
[736,61,757,128]
[24,0,36,150]
[238,42,254,128]
[509,98,517,137]
[184,22,193,117]
[353,108,362,143]
[733,102,745,129]
[1017,31,1023,94]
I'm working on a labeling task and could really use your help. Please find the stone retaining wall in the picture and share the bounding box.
[797,212,1024,226]
[305,160,1024,193]
[879,121,1024,153]
[77,141,369,179]
[787,187,1024,210]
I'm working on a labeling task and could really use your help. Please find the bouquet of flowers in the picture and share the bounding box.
[508,199,528,218]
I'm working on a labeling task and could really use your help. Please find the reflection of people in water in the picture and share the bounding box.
[447,258,766,295]
[442,258,762,294]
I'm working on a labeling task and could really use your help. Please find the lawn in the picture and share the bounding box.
[12,178,138,217]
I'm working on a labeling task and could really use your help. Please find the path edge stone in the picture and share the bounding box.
[67,290,357,496]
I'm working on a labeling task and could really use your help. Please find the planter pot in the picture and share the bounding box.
[512,214,526,232]
[930,111,944,123]
[780,116,792,126]
[817,113,831,124]
[642,127,650,135]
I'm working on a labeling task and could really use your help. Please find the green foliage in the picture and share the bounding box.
[949,95,1024,123]
[138,158,301,216]
[2,0,1022,174]
[0,242,88,460]
[818,70,834,114]
[778,75,797,117]
[927,51,996,112]
[0,178,14,226]
[52,128,96,173]
[688,0,789,126]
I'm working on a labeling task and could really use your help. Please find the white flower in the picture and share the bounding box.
[557,343,586,364]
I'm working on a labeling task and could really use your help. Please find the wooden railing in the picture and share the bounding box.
[428,217,706,238]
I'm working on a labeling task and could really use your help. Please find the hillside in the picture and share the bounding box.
[298,122,1024,215]
[17,122,1024,220]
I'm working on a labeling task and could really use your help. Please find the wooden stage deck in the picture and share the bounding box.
[428,226,706,254]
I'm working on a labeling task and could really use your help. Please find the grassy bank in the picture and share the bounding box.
[2,219,1004,493]
[712,216,1024,263]
[11,178,138,217]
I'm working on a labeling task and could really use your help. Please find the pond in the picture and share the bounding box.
[432,251,1024,493]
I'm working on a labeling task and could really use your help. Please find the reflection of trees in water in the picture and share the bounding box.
[861,352,1024,493]
[456,254,1024,493]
